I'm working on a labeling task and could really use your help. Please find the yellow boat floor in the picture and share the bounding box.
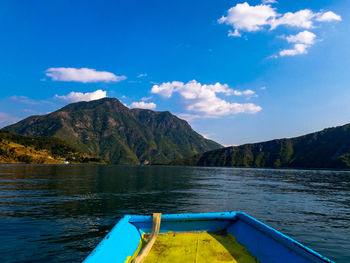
[127,231,259,263]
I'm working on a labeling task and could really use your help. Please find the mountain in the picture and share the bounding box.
[3,98,221,164]
[172,123,350,169]
[0,130,104,164]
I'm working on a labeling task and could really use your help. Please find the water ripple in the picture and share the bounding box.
[0,165,349,262]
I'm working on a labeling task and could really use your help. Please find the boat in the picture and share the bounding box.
[83,211,333,263]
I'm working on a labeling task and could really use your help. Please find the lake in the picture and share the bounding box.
[0,165,349,262]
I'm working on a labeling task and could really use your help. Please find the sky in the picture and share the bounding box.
[0,0,349,146]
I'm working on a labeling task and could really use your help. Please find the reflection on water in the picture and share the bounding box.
[0,165,349,262]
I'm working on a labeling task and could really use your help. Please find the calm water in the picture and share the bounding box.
[0,165,349,262]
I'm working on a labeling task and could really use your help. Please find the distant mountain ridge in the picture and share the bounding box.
[173,123,350,169]
[4,98,221,164]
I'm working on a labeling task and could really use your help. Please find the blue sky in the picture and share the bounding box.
[0,0,349,146]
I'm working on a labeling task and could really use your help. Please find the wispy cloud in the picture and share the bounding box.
[129,101,156,109]
[46,67,126,83]
[0,112,20,128]
[262,0,278,4]
[23,108,38,114]
[9,96,53,106]
[141,96,153,101]
[151,80,261,118]
[137,73,148,78]
[54,89,107,103]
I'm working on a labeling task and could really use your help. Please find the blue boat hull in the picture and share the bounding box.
[83,211,333,263]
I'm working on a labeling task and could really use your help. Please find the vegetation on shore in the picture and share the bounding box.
[0,130,105,164]
[5,98,350,169]
[172,123,350,169]
[4,98,221,164]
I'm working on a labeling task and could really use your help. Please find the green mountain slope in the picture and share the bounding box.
[173,123,350,169]
[4,98,221,164]
[0,130,104,164]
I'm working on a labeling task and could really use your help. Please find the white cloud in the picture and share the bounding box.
[270,9,315,29]
[175,113,203,122]
[46,67,126,83]
[151,80,255,98]
[262,0,278,4]
[151,81,183,98]
[280,43,308,56]
[232,89,256,96]
[129,101,156,110]
[316,11,341,22]
[219,2,341,38]
[228,29,241,37]
[54,89,107,103]
[285,30,316,45]
[280,30,316,57]
[151,80,261,117]
[218,3,276,35]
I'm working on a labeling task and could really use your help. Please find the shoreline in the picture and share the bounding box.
[1,162,350,172]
